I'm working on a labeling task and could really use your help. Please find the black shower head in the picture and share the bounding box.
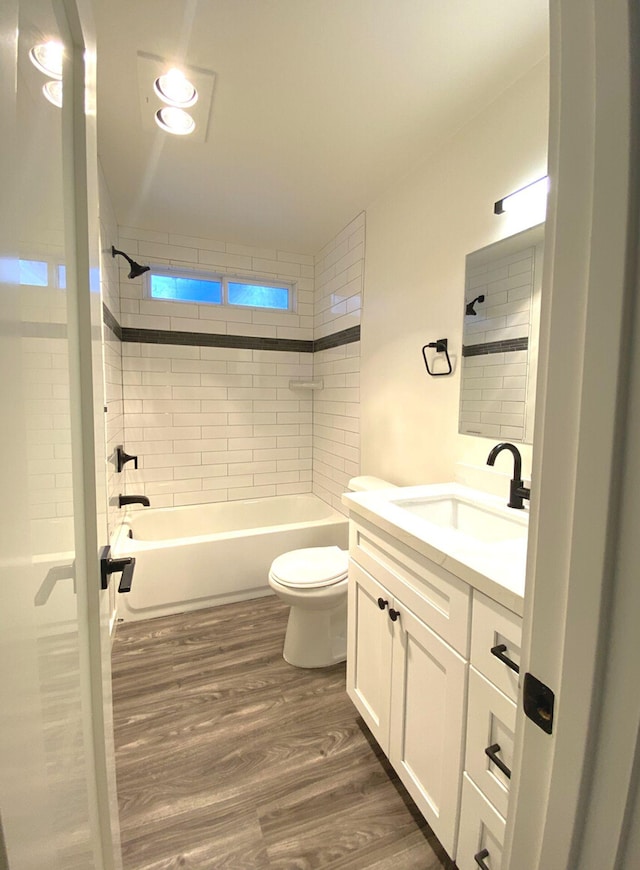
[111,245,150,280]
[465,294,485,316]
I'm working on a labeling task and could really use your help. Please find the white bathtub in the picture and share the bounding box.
[112,494,349,622]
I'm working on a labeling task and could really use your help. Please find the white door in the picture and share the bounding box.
[0,1,120,867]
[505,1,640,868]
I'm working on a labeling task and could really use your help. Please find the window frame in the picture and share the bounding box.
[145,265,296,313]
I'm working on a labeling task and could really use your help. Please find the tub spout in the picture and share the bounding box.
[118,494,150,508]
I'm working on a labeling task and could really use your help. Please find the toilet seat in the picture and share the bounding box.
[269,546,348,589]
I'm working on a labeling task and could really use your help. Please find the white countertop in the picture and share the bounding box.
[342,482,527,616]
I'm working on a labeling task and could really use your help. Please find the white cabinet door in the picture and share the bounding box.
[389,601,468,856]
[347,559,394,752]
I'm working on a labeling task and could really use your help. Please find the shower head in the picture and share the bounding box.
[111,245,150,280]
[465,294,485,316]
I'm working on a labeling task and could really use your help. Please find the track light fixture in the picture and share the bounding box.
[111,246,150,280]
[465,294,485,316]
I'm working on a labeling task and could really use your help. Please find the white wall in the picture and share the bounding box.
[361,60,549,488]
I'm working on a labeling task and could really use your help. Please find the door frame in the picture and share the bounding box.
[505,1,640,867]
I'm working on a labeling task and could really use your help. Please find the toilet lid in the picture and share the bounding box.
[270,546,348,588]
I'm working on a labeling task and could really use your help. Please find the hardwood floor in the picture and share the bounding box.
[111,596,455,870]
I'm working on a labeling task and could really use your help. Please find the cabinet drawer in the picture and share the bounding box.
[350,519,471,655]
[465,667,516,819]
[471,592,522,702]
[456,773,505,870]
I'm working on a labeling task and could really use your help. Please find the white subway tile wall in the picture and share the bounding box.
[460,246,534,440]
[314,212,364,340]
[121,344,312,506]
[312,342,361,513]
[99,164,124,535]
[116,227,314,340]
[116,229,316,506]
[312,213,364,513]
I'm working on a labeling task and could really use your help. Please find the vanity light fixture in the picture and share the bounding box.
[465,294,485,316]
[111,246,150,280]
[42,80,63,108]
[29,40,64,78]
[154,68,198,108]
[155,106,196,136]
[494,176,549,215]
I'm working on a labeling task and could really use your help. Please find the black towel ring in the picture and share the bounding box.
[422,338,452,376]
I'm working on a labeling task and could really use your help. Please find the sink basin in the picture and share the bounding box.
[388,495,527,544]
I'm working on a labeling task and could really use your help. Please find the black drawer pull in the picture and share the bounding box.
[474,848,490,868]
[389,608,400,622]
[377,597,389,610]
[485,742,512,779]
[490,643,520,674]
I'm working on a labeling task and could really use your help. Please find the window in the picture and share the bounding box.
[19,259,48,286]
[148,268,293,311]
[150,272,222,305]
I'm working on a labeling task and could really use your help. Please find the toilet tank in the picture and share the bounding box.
[347,476,397,492]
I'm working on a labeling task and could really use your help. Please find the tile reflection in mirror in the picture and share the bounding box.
[459,223,544,444]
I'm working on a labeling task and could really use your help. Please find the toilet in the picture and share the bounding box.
[268,476,395,668]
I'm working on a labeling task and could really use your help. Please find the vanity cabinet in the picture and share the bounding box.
[456,592,522,870]
[347,518,471,856]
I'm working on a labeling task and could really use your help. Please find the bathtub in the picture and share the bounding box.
[111,494,349,622]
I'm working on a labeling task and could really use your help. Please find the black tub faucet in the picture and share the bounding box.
[486,442,531,510]
[118,494,150,508]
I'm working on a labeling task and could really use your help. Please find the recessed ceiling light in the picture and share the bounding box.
[42,79,63,108]
[29,41,64,79]
[154,106,196,136]
[154,68,198,108]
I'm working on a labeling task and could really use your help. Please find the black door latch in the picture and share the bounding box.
[523,672,555,734]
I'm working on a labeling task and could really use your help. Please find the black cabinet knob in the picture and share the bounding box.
[377,597,389,610]
[389,608,400,622]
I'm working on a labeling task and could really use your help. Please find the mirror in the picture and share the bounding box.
[459,223,544,443]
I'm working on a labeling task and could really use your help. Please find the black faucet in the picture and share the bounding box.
[118,494,150,508]
[486,442,531,510]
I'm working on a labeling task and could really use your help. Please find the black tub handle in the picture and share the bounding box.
[490,643,520,674]
[485,742,512,779]
[118,558,136,594]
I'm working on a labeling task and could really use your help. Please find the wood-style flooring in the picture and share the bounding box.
[111,596,455,870]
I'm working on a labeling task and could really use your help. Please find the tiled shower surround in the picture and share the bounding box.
[105,214,364,515]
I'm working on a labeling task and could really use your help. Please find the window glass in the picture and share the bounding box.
[19,259,48,286]
[227,281,289,310]
[150,273,222,304]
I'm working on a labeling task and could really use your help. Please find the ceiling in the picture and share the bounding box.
[94,0,548,254]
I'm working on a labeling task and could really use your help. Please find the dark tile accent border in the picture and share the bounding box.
[102,303,122,340]
[314,325,361,352]
[102,303,360,354]
[462,337,529,357]
[121,327,314,353]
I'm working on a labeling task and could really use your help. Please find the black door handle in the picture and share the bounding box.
[100,545,136,593]
[485,742,512,779]
[474,848,490,868]
[490,643,520,674]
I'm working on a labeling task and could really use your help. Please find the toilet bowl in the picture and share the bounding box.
[268,476,395,668]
